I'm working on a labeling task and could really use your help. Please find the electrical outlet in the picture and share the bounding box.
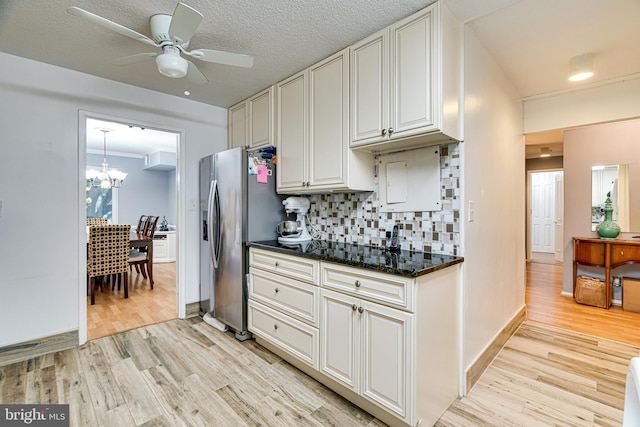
[613,276,621,286]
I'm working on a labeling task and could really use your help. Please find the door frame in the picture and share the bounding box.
[77,110,185,344]
[526,168,564,261]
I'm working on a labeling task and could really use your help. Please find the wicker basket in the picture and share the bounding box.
[575,275,606,308]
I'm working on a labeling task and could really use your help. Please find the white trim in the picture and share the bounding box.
[78,110,186,345]
[78,111,88,344]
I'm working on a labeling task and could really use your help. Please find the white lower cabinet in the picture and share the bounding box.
[153,231,176,263]
[248,249,320,369]
[247,299,319,369]
[248,247,459,427]
[320,288,412,419]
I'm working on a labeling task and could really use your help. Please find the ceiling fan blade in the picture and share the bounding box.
[186,61,208,84]
[108,52,158,66]
[67,6,158,47]
[168,3,203,44]
[188,49,254,68]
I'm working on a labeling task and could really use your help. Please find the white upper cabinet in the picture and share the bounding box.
[277,49,373,194]
[276,70,308,191]
[350,1,462,152]
[228,101,247,149]
[228,86,275,150]
[248,86,275,149]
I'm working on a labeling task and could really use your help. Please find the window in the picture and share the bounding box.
[85,185,118,223]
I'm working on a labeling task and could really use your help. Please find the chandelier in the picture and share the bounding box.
[86,129,127,189]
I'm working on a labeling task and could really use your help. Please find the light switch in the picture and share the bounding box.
[468,200,474,222]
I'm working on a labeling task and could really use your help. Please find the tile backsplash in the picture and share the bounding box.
[306,142,461,256]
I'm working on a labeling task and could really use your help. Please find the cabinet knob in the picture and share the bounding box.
[274,324,279,330]
[621,251,625,255]
[358,306,364,313]
[381,128,387,136]
[352,304,357,311]
[355,280,361,287]
[388,127,394,135]
[275,288,280,293]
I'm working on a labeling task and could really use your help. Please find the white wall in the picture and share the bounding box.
[0,52,227,347]
[461,27,526,383]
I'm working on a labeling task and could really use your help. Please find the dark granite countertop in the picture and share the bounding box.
[248,240,463,278]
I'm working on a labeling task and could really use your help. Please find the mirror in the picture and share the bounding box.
[591,164,640,232]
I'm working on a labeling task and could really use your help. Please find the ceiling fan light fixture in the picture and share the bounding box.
[156,51,188,78]
[568,53,594,82]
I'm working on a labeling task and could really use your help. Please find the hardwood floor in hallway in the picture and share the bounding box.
[87,262,178,340]
[526,259,640,345]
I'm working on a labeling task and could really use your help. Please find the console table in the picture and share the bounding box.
[573,237,640,309]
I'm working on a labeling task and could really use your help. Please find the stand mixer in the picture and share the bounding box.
[277,197,312,244]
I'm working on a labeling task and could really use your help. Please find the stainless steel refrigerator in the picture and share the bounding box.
[199,147,285,340]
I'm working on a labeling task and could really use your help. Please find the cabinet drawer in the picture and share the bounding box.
[249,268,319,326]
[322,263,413,311]
[573,240,605,265]
[248,299,318,369]
[250,248,319,284]
[611,244,640,266]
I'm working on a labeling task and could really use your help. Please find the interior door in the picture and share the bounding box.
[554,172,565,262]
[531,172,556,253]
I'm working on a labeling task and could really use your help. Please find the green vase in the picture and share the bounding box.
[596,197,621,239]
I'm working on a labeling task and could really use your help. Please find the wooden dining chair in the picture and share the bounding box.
[129,215,158,288]
[87,224,130,305]
[135,215,147,234]
[86,217,107,227]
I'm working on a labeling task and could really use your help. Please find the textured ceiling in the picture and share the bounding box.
[0,0,443,108]
[2,0,638,156]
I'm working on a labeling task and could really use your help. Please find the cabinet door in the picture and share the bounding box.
[320,289,360,393]
[153,239,168,262]
[228,102,248,149]
[350,30,388,147]
[361,300,412,419]
[389,7,437,139]
[276,71,307,192]
[248,86,274,149]
[309,49,348,188]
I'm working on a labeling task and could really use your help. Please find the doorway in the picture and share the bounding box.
[81,113,181,341]
[528,169,564,264]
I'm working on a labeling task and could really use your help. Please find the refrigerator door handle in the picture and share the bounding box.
[208,179,221,268]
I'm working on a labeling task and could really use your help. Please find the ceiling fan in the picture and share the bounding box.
[67,3,254,84]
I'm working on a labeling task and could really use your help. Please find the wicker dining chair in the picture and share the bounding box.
[86,217,107,227]
[87,224,130,305]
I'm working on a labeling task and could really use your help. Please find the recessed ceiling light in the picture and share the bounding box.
[568,53,594,82]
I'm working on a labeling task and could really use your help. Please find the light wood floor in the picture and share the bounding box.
[87,262,178,340]
[2,257,638,426]
[527,256,640,345]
